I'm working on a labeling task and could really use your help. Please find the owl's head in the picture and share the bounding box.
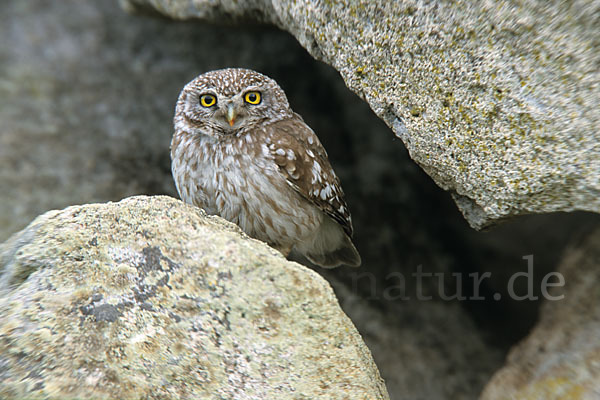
[175,68,292,138]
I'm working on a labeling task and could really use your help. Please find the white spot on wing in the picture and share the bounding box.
[261,144,270,157]
[311,161,322,184]
[319,184,333,200]
[312,161,321,175]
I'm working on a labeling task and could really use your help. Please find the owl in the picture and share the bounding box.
[170,68,360,268]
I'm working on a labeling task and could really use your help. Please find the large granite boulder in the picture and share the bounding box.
[121,0,600,229]
[0,196,389,400]
[481,227,600,399]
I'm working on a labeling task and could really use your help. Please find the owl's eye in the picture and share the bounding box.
[244,91,262,105]
[200,94,217,107]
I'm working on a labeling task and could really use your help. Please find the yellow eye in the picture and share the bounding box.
[244,91,261,105]
[200,94,216,107]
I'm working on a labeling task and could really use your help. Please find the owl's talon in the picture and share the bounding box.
[272,244,292,258]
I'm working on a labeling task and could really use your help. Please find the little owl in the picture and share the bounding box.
[171,68,361,268]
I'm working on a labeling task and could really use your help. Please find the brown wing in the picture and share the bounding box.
[264,114,354,237]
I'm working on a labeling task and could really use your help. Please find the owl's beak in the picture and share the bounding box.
[226,104,236,127]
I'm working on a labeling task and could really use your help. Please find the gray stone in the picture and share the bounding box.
[121,0,600,228]
[480,227,600,399]
[0,195,389,400]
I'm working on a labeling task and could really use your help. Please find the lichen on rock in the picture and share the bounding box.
[0,195,389,400]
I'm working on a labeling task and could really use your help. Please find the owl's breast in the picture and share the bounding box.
[171,131,322,245]
[217,139,323,245]
[171,133,219,214]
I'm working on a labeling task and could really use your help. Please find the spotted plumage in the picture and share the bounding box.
[170,68,360,268]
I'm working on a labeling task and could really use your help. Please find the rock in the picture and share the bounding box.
[480,227,600,399]
[121,0,600,229]
[0,195,389,400]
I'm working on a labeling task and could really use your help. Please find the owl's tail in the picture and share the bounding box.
[307,235,361,268]
[298,216,361,268]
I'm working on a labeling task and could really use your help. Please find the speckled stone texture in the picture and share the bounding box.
[0,196,389,400]
[121,0,600,229]
[480,227,600,400]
